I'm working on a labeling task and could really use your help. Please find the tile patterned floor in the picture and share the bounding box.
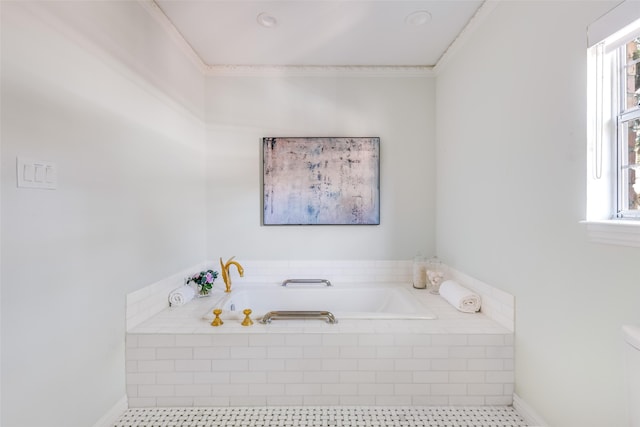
[113,406,528,427]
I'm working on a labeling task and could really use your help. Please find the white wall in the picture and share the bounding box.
[1,2,206,426]
[205,74,436,260]
[436,1,640,426]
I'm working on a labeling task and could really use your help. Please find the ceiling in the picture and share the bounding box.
[154,0,484,68]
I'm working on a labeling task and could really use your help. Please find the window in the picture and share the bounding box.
[586,1,640,247]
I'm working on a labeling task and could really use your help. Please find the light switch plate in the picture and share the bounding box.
[17,157,57,189]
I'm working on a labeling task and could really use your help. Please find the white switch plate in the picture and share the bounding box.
[17,157,57,189]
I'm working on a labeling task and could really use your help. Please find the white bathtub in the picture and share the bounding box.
[203,283,437,321]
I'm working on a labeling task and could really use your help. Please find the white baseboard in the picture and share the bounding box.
[513,393,549,427]
[92,395,127,427]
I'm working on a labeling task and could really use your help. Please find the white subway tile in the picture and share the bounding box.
[211,359,248,372]
[394,359,431,371]
[503,383,515,395]
[285,334,322,346]
[193,347,230,360]
[286,359,323,371]
[303,346,340,359]
[449,346,486,359]
[467,383,504,396]
[359,359,394,371]
[210,384,249,397]
[322,334,359,346]
[127,397,157,407]
[249,359,285,371]
[156,347,193,360]
[193,397,229,406]
[285,384,322,396]
[127,348,156,361]
[230,372,267,384]
[356,383,388,396]
[449,371,485,384]
[376,346,412,359]
[394,334,431,346]
[431,335,468,346]
[127,373,156,385]
[175,335,213,347]
[340,346,376,358]
[175,384,212,397]
[303,395,340,406]
[339,396,376,405]
[413,395,449,406]
[485,346,514,359]
[126,385,138,398]
[230,396,267,406]
[137,360,175,373]
[230,346,267,359]
[413,346,448,358]
[394,383,429,395]
[322,359,358,371]
[267,371,304,384]
[323,383,358,395]
[156,373,194,385]
[304,371,339,384]
[467,359,503,371]
[376,371,412,384]
[339,371,375,384]
[175,360,211,372]
[413,371,449,383]
[449,396,485,405]
[137,385,174,397]
[193,372,230,384]
[431,383,467,396]
[358,334,395,346]
[485,370,515,383]
[211,335,249,347]
[156,397,194,407]
[249,334,286,347]
[467,334,505,346]
[267,395,303,406]
[486,395,513,405]
[126,335,138,348]
[248,384,286,396]
[137,335,176,348]
[430,359,467,371]
[268,346,303,359]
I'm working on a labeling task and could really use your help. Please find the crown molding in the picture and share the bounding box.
[433,0,501,74]
[140,0,496,78]
[204,64,434,77]
[139,0,208,74]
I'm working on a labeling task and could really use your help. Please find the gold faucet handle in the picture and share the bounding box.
[211,309,224,326]
[241,309,253,326]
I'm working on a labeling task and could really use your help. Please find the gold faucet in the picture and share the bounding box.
[219,256,244,293]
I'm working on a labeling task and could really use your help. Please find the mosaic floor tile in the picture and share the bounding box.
[113,406,528,427]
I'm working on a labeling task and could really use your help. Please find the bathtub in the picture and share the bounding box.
[203,283,437,321]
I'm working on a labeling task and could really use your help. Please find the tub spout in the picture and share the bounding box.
[220,256,244,293]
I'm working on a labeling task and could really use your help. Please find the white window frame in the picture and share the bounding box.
[585,2,640,247]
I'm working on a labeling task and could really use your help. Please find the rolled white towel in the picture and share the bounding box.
[439,280,481,313]
[168,285,195,307]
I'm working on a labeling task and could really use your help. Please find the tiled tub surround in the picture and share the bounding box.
[126,260,515,331]
[126,284,514,408]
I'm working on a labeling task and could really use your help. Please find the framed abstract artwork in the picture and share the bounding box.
[263,137,380,225]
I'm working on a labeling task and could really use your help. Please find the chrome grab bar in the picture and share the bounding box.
[281,279,332,287]
[260,311,338,324]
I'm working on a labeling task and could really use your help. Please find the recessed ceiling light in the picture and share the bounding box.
[257,12,278,28]
[405,10,432,27]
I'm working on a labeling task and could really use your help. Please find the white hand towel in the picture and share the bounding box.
[439,280,481,313]
[168,285,195,306]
